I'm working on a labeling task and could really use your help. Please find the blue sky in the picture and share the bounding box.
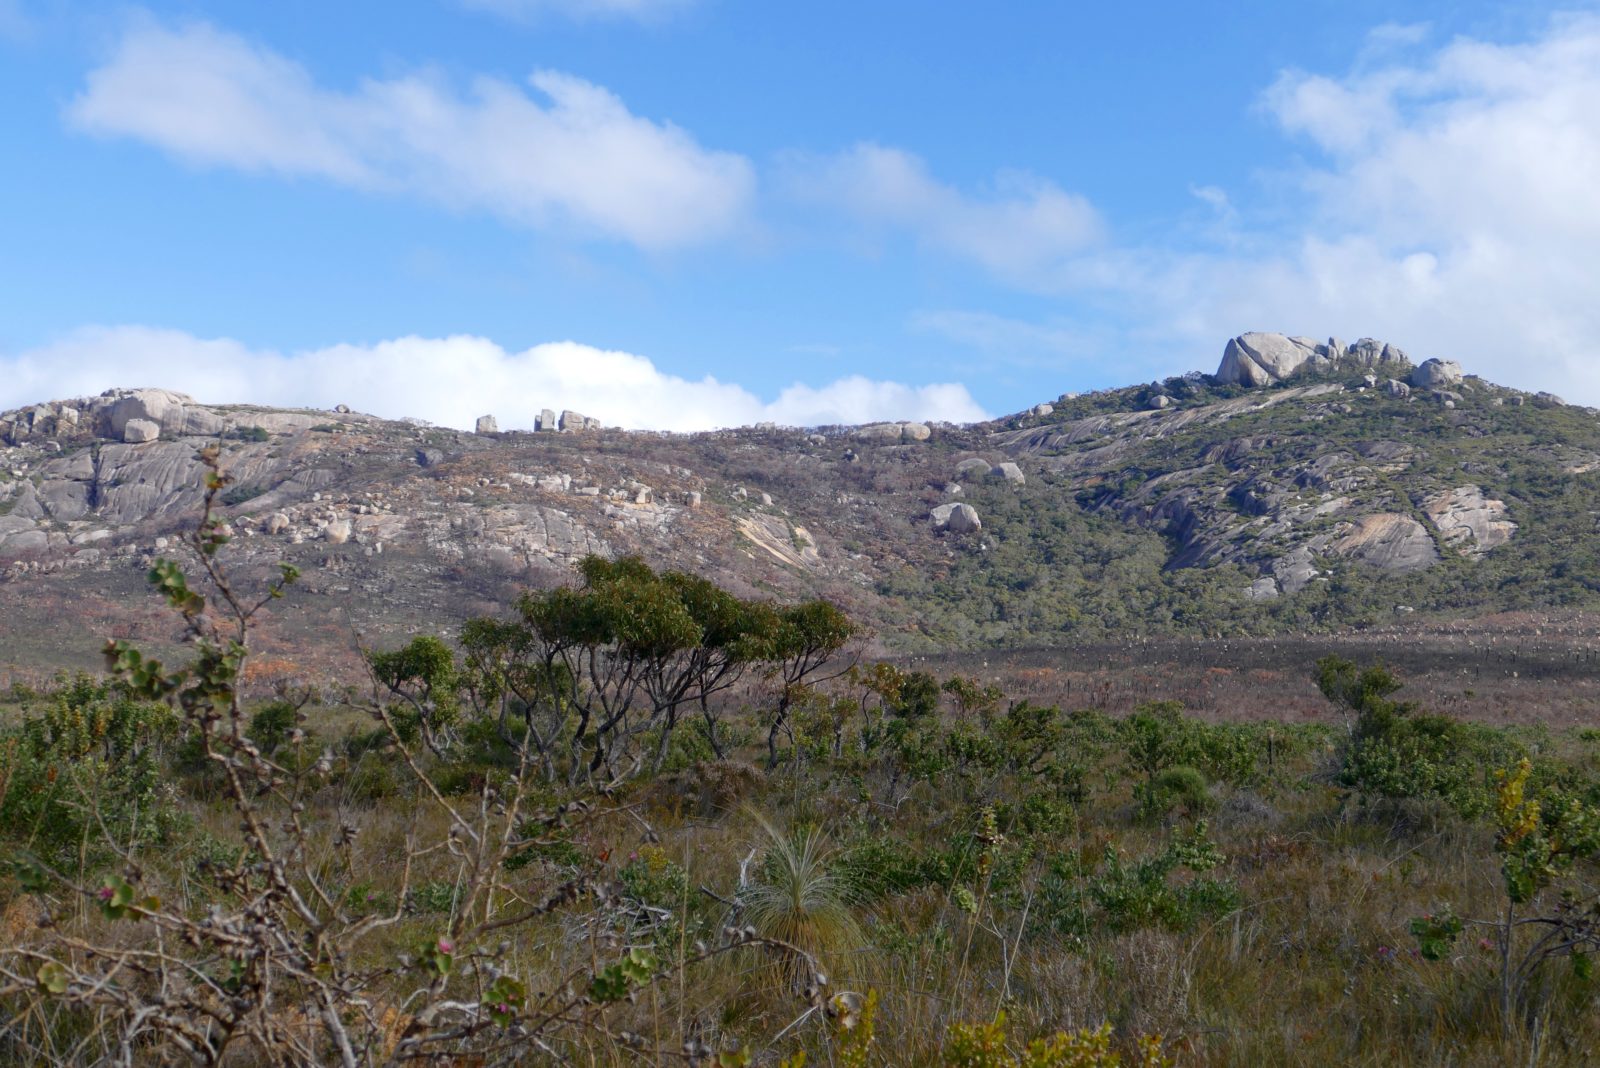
[3,0,1599,429]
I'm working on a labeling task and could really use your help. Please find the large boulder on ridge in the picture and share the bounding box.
[1215,333,1411,388]
[105,388,226,437]
[1411,359,1464,390]
[1215,333,1328,387]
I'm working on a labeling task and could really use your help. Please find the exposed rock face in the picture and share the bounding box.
[475,415,499,434]
[1246,577,1279,602]
[123,418,160,443]
[1031,403,1054,417]
[1,388,383,448]
[989,462,1025,485]
[38,481,90,521]
[1425,487,1516,556]
[1215,333,1409,387]
[930,502,981,533]
[0,514,47,554]
[106,388,224,438]
[856,422,932,443]
[94,442,212,525]
[734,513,819,569]
[1411,359,1464,390]
[1215,333,1327,387]
[1149,395,1172,410]
[855,423,903,441]
[1272,547,1320,594]
[1347,338,1408,365]
[559,410,601,432]
[537,409,557,431]
[1333,513,1438,572]
[0,346,1573,663]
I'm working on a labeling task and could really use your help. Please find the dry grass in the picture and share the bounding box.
[6,688,1600,1065]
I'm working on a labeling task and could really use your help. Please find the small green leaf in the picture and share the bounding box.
[588,964,629,1004]
[36,961,68,995]
[417,936,455,977]
[97,875,142,921]
[485,974,526,1026]
[621,947,656,984]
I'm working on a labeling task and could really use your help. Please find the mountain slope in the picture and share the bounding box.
[3,336,1599,676]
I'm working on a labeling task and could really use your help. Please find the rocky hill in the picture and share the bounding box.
[4,333,1600,676]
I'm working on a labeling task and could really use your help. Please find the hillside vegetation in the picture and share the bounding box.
[4,463,1600,1065]
[4,337,1600,677]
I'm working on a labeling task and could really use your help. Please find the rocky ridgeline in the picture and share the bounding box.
[528,409,603,433]
[0,333,1592,660]
[0,387,381,447]
[0,385,837,628]
[0,388,605,451]
[1210,331,1567,408]
[985,331,1578,602]
[1214,333,1415,388]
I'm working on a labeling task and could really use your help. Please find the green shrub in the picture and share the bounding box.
[1136,764,1212,822]
[1120,701,1201,784]
[837,835,938,901]
[409,880,462,914]
[246,699,298,755]
[619,845,691,912]
[1318,656,1522,818]
[220,483,269,506]
[0,683,182,873]
[1039,823,1236,937]
[503,828,585,872]
[432,762,489,796]
[343,756,401,802]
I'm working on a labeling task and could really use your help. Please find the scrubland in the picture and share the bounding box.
[3,463,1600,1066]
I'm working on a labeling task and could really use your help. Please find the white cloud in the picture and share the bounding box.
[959,14,1600,402]
[840,17,1600,405]
[67,20,754,249]
[788,144,1102,284]
[460,0,694,22]
[0,327,987,431]
[1178,13,1600,400]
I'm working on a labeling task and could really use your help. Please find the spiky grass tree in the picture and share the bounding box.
[741,810,862,990]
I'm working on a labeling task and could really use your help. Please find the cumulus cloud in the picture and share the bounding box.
[787,144,1102,284]
[66,20,754,249]
[459,0,695,21]
[0,327,987,431]
[1178,13,1600,400]
[832,17,1600,404]
[932,15,1600,402]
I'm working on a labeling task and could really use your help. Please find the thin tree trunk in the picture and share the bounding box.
[1502,898,1516,1039]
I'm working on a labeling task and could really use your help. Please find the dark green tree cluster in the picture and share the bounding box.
[370,555,857,783]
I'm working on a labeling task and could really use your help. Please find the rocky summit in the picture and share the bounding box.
[3,335,1599,674]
